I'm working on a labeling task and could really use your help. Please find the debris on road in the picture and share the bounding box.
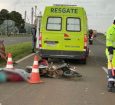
[0,71,7,82]
[0,68,30,82]
[0,52,82,83]
[26,59,82,80]
[0,53,30,83]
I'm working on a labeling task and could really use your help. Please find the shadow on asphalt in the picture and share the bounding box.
[111,88,115,93]
[48,58,87,65]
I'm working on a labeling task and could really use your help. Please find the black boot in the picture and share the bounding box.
[107,70,115,92]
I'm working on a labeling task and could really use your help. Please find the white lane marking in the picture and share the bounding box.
[16,53,35,63]
[102,66,108,74]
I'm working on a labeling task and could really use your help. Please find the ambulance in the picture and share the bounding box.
[37,5,89,64]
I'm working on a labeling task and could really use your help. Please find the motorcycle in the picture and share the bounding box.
[25,61,82,78]
[89,35,93,45]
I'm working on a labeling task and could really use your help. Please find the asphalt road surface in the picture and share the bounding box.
[0,36,115,105]
[0,36,32,45]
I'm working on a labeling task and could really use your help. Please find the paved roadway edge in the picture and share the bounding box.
[102,66,108,74]
[15,53,35,63]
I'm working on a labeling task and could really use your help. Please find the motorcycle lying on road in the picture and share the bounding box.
[40,61,82,78]
[26,60,82,79]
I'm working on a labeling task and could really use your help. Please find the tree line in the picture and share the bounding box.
[0,9,25,30]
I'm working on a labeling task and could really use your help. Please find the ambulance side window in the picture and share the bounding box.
[66,18,81,32]
[46,17,62,31]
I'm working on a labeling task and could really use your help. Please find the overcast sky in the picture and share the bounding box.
[0,0,115,32]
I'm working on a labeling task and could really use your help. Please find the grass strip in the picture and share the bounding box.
[0,42,32,67]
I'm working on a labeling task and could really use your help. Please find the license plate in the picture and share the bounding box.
[46,41,56,46]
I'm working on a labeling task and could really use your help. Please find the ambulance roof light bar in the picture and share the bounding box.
[53,4,77,6]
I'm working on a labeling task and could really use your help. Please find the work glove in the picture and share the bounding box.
[109,54,113,62]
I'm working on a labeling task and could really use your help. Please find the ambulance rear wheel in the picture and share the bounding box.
[86,48,89,57]
[42,57,48,60]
